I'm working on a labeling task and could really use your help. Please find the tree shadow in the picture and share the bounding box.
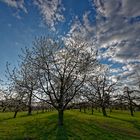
[108,116,140,130]
[108,115,134,123]
[56,126,68,140]
[0,112,44,122]
[0,117,13,122]
[21,112,68,140]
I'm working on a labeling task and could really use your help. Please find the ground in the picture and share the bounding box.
[0,109,140,140]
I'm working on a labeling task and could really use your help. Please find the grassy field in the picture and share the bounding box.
[0,109,140,140]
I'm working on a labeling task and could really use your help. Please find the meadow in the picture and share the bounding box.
[0,109,140,140]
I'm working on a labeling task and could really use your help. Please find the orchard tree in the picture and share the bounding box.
[82,83,96,115]
[0,86,26,117]
[7,49,39,115]
[0,89,10,112]
[123,86,140,116]
[9,87,27,118]
[87,69,117,117]
[30,37,97,126]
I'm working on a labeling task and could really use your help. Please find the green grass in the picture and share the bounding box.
[0,109,140,140]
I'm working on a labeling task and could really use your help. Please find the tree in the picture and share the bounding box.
[82,83,96,115]
[87,72,116,116]
[0,86,26,118]
[10,89,27,118]
[123,86,140,116]
[30,37,97,126]
[6,48,39,115]
[0,89,10,112]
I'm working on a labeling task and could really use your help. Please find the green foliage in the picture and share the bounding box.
[0,110,140,140]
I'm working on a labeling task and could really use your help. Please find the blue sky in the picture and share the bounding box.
[0,0,140,87]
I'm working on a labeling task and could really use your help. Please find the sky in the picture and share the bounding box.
[0,0,140,88]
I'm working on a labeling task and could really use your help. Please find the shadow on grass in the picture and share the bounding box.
[0,112,45,122]
[108,116,140,130]
[0,117,14,122]
[56,126,68,140]
[20,112,68,140]
[0,112,38,121]
[1,110,140,140]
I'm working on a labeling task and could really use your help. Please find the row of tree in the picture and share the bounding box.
[0,36,140,126]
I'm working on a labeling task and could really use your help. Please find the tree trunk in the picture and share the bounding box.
[42,108,44,113]
[102,106,107,117]
[79,106,81,112]
[130,105,134,116]
[58,110,64,126]
[84,103,86,113]
[2,107,6,112]
[110,108,112,113]
[28,93,32,115]
[91,103,94,115]
[84,107,86,113]
[13,110,18,118]
[28,105,32,115]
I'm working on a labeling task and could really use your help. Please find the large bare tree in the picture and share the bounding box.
[30,37,97,126]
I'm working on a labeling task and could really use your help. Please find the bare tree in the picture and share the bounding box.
[10,89,27,118]
[0,89,10,112]
[82,83,96,115]
[30,37,97,126]
[87,73,116,116]
[123,86,140,116]
[0,85,26,118]
[6,48,39,115]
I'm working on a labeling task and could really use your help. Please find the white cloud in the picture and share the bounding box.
[93,0,140,87]
[94,0,121,17]
[116,62,140,87]
[83,11,94,33]
[94,0,140,17]
[0,0,27,13]
[93,1,140,61]
[34,0,65,30]
[120,0,140,17]
[1,0,64,30]
[66,15,97,52]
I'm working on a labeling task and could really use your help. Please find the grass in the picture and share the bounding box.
[0,109,140,140]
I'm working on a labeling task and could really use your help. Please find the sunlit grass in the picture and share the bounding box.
[0,110,140,140]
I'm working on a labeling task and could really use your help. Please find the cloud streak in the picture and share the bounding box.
[0,0,27,13]
[1,0,65,30]
[94,0,140,63]
[92,0,140,87]
[34,0,65,30]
